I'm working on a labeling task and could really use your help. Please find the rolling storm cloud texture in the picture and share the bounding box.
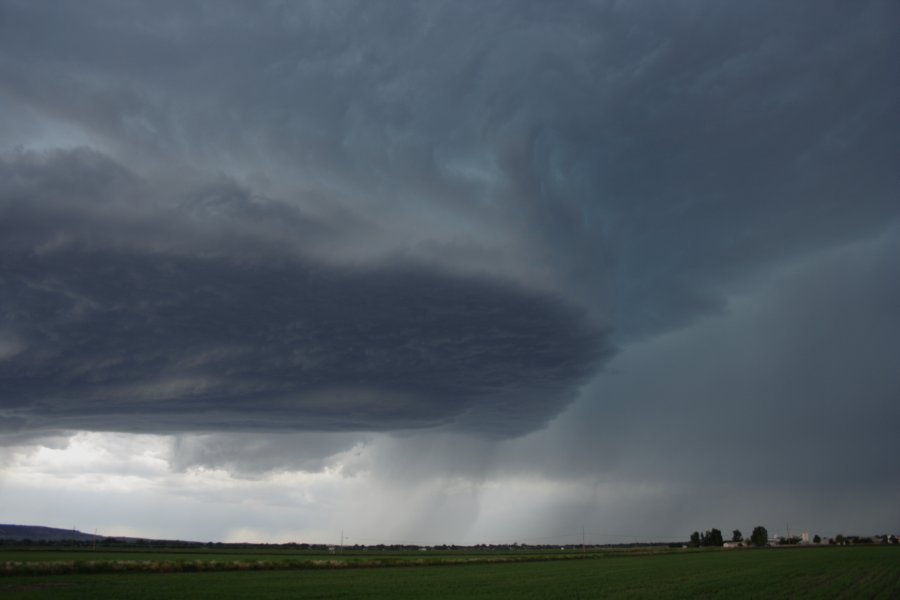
[0,148,609,436]
[0,0,899,542]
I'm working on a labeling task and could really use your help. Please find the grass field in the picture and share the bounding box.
[1,545,897,598]
[0,546,674,574]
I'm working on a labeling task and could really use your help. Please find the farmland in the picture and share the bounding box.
[1,545,898,598]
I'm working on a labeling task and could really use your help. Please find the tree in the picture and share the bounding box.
[707,528,724,547]
[813,534,821,544]
[750,526,768,547]
[835,534,845,545]
[690,531,700,547]
[732,529,743,543]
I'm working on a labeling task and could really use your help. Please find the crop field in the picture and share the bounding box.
[1,545,898,599]
[0,545,681,574]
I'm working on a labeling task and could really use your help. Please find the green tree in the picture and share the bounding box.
[813,534,821,544]
[732,529,743,543]
[690,531,700,547]
[707,528,724,546]
[750,526,768,547]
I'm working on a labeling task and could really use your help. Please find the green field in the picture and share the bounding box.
[0,546,618,573]
[1,546,898,598]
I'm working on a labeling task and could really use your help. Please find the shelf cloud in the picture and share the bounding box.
[0,150,610,437]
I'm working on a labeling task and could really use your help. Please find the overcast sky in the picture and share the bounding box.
[1,0,898,545]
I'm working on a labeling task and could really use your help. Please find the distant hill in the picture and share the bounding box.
[0,524,103,542]
[0,524,205,545]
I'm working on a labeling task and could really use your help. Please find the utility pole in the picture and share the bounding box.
[340,529,344,553]
[582,527,585,553]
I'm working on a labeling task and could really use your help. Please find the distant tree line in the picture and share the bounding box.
[688,526,769,547]
[4,531,896,550]
[684,527,899,548]
[689,528,724,547]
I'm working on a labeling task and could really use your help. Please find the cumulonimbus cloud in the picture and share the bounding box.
[0,149,612,438]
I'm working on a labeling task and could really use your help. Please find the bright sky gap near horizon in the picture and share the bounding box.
[0,1,898,545]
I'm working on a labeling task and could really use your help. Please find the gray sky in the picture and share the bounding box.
[1,0,898,544]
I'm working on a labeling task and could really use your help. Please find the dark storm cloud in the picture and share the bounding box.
[0,149,610,437]
[0,147,358,261]
[3,0,897,341]
[0,247,607,434]
[0,0,898,489]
